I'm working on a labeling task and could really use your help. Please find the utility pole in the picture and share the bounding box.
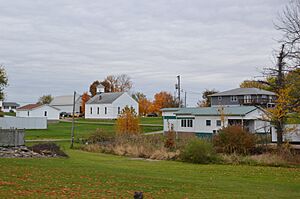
[177,75,181,108]
[70,91,76,149]
[184,91,187,108]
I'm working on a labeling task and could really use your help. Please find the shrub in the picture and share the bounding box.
[87,128,114,144]
[213,126,255,155]
[28,142,68,157]
[180,139,217,164]
[116,106,140,135]
[164,130,176,149]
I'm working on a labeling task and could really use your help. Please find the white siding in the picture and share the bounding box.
[51,103,80,114]
[112,93,138,118]
[16,105,60,120]
[272,124,300,142]
[85,93,138,119]
[162,111,178,132]
[85,104,113,119]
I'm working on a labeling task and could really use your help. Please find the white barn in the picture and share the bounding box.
[50,94,82,114]
[161,106,272,138]
[85,85,138,119]
[16,104,60,121]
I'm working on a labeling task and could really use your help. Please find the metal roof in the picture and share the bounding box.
[163,106,257,116]
[3,102,20,107]
[86,92,125,104]
[160,108,180,112]
[209,88,275,97]
[50,94,81,106]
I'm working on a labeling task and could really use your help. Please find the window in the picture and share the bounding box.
[244,95,251,103]
[27,111,30,116]
[181,119,193,127]
[216,120,221,126]
[181,119,187,127]
[187,119,193,127]
[97,107,100,115]
[11,106,16,109]
[105,107,107,114]
[118,107,121,114]
[44,111,47,117]
[90,107,92,114]
[218,96,222,101]
[230,96,238,102]
[206,120,211,126]
[3,106,9,109]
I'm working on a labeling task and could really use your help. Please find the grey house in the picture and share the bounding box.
[209,88,276,108]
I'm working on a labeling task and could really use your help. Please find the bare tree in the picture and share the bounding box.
[276,0,300,68]
[116,74,132,92]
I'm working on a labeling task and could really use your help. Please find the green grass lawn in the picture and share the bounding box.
[3,112,16,117]
[25,121,163,140]
[0,148,299,198]
[75,116,163,125]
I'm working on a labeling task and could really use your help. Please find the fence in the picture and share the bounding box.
[0,117,47,129]
[0,129,25,146]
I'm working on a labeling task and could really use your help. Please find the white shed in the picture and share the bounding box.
[16,104,60,121]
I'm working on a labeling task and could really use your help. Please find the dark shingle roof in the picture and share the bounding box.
[86,92,124,104]
[210,88,275,97]
[3,102,20,107]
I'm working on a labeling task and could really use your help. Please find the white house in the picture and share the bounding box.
[161,106,272,138]
[0,102,20,113]
[16,104,60,121]
[85,84,138,119]
[50,94,82,114]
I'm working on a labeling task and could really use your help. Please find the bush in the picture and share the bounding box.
[28,142,68,157]
[87,129,114,144]
[180,139,217,164]
[213,126,256,155]
[164,130,176,149]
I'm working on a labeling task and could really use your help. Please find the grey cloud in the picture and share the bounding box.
[0,0,287,105]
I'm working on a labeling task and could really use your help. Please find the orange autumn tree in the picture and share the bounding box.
[139,97,152,116]
[150,91,177,115]
[81,92,91,114]
[116,106,140,135]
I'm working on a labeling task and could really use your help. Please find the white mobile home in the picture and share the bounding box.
[16,104,60,121]
[85,84,138,119]
[161,106,272,138]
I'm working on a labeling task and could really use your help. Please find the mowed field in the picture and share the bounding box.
[0,148,299,198]
[25,117,163,140]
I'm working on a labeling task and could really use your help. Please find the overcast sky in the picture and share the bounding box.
[1,0,287,106]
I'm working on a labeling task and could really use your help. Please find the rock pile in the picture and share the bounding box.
[0,146,62,158]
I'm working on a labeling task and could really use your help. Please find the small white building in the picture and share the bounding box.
[85,84,138,119]
[161,106,272,138]
[1,102,20,113]
[16,104,60,121]
[50,94,82,114]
